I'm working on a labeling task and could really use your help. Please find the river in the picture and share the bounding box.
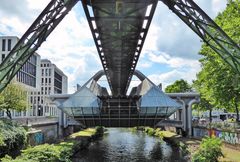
[73,128,186,162]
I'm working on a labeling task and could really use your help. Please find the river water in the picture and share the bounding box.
[73,128,186,162]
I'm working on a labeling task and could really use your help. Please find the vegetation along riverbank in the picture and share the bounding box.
[0,126,104,162]
[131,126,240,162]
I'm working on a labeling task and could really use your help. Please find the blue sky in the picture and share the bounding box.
[0,0,227,93]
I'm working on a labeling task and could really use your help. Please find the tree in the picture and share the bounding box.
[195,0,240,121]
[0,82,28,119]
[165,79,191,93]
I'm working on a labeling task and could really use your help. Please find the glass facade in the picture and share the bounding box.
[16,55,37,87]
[59,87,100,116]
[139,86,181,116]
[54,71,62,93]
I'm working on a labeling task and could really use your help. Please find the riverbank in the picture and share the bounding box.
[132,126,240,162]
[178,137,240,162]
[0,126,104,162]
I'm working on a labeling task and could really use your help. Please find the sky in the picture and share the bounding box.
[0,0,227,93]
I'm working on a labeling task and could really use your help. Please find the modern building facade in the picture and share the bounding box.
[39,59,68,125]
[0,36,68,120]
[0,36,41,118]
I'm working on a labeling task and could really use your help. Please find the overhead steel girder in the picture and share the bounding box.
[83,0,158,96]
[160,0,240,74]
[0,0,79,92]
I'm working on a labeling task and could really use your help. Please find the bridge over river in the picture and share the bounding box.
[0,0,239,135]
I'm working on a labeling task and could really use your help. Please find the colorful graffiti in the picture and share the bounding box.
[34,132,44,144]
[193,127,240,145]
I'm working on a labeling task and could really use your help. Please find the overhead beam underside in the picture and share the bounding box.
[83,0,158,96]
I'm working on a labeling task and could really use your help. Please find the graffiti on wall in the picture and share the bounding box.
[193,127,240,145]
[33,132,44,144]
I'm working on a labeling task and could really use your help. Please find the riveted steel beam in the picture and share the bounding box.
[160,0,240,74]
[84,0,159,96]
[0,0,79,92]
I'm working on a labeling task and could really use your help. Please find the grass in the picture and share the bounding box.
[70,128,96,138]
[160,131,177,138]
[219,146,240,162]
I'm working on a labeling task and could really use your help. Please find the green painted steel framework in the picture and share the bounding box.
[0,0,239,94]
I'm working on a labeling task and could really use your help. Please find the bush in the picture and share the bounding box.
[144,127,156,136]
[1,127,102,162]
[95,126,104,135]
[154,128,163,139]
[1,142,75,162]
[0,119,26,157]
[193,136,223,162]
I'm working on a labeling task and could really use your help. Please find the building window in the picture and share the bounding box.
[45,69,48,76]
[2,39,6,51]
[2,54,5,61]
[8,39,11,51]
[38,105,43,116]
[15,111,21,117]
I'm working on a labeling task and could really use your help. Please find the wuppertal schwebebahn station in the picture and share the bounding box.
[0,0,239,161]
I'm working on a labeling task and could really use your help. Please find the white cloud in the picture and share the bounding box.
[211,0,227,15]
[137,61,152,68]
[26,0,49,10]
[148,0,227,60]
[146,50,201,69]
[0,0,228,94]
[148,66,201,91]
[143,24,161,52]
[0,0,102,93]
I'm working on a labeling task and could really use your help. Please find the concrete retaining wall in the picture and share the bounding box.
[192,127,240,145]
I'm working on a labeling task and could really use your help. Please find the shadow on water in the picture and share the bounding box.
[72,128,186,162]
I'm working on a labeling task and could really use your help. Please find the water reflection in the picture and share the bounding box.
[73,128,185,162]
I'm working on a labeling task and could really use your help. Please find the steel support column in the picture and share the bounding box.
[0,0,79,92]
[160,0,240,74]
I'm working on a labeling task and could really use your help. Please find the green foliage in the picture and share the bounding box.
[179,142,190,156]
[1,142,75,162]
[0,119,26,158]
[193,137,223,162]
[165,79,191,93]
[1,127,103,161]
[95,126,104,135]
[194,0,240,120]
[192,96,214,116]
[0,82,28,119]
[154,128,163,139]
[144,127,156,136]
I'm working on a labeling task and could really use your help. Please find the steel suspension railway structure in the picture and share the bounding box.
[0,0,239,131]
